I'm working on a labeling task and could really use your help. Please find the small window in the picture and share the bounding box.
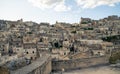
[64,53,66,55]
[16,43,19,45]
[65,39,67,41]
[31,57,33,60]
[2,49,4,51]
[32,51,34,54]
[26,52,28,54]
[17,49,19,51]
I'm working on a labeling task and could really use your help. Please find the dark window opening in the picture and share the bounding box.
[32,51,34,54]
[26,52,28,54]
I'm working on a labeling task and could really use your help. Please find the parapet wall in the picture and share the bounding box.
[52,56,109,71]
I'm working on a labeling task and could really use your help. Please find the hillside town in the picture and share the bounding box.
[0,15,120,74]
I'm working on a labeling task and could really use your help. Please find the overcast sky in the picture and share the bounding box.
[0,0,120,24]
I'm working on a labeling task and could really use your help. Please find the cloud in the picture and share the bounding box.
[54,2,71,12]
[76,0,120,8]
[28,0,71,12]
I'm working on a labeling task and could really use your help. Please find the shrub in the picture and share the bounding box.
[71,31,76,34]
[109,51,120,64]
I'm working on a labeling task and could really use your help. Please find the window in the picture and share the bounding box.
[16,43,19,45]
[32,51,34,54]
[64,53,66,55]
[17,49,19,51]
[26,52,28,54]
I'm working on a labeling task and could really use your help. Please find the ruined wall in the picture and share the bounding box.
[52,56,109,71]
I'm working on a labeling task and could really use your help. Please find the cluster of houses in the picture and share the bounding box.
[0,15,120,70]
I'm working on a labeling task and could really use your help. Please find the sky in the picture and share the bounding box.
[0,0,120,24]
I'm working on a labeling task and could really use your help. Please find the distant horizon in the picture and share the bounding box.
[0,0,120,24]
[0,15,120,24]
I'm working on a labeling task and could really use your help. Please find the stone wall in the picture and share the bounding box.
[52,56,109,71]
[29,57,51,74]
[10,54,51,74]
[0,67,9,74]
